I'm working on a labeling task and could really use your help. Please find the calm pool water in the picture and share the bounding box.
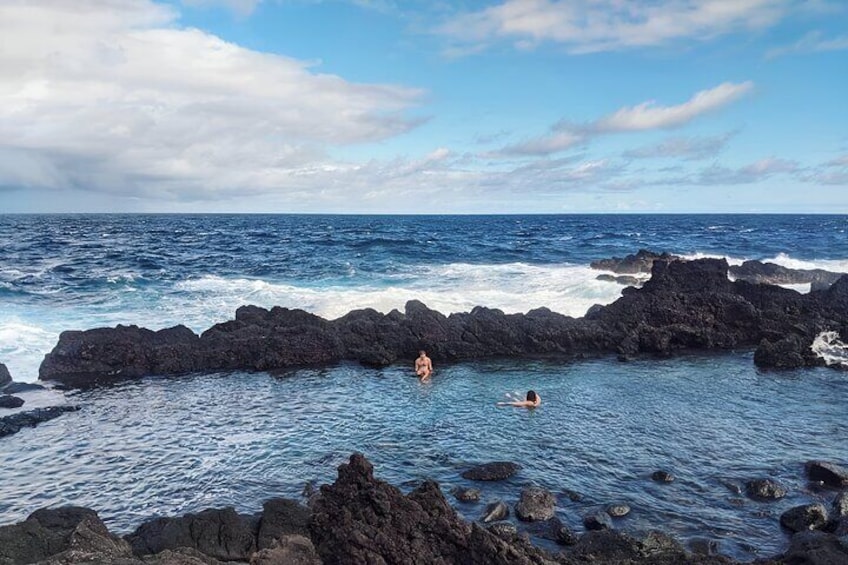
[1,354,846,561]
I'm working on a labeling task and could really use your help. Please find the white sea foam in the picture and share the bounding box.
[175,262,623,323]
[811,331,848,368]
[0,319,58,382]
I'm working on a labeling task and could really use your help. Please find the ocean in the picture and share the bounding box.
[1,213,847,561]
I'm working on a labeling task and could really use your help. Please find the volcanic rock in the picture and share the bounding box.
[780,503,829,533]
[515,487,556,522]
[584,510,613,531]
[745,478,787,501]
[806,460,848,488]
[0,506,132,564]
[590,249,681,274]
[606,503,631,517]
[781,530,848,564]
[833,491,848,517]
[2,382,46,393]
[481,500,509,523]
[729,260,845,288]
[453,487,481,502]
[0,405,80,438]
[37,257,848,387]
[250,535,320,565]
[652,470,675,483]
[462,461,520,481]
[0,394,24,409]
[0,362,10,388]
[308,453,558,564]
[125,507,258,560]
[256,498,311,550]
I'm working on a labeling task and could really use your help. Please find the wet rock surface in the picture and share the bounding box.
[0,363,10,389]
[462,461,521,481]
[37,256,848,387]
[780,503,829,533]
[806,460,848,488]
[745,478,787,501]
[453,486,481,502]
[651,470,675,483]
[481,500,510,523]
[0,395,24,409]
[515,487,556,522]
[0,405,80,438]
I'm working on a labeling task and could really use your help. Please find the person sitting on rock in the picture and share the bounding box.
[497,390,541,408]
[415,350,433,380]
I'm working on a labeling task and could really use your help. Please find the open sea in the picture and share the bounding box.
[1,214,847,561]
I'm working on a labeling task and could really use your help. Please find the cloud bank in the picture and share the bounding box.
[0,0,423,199]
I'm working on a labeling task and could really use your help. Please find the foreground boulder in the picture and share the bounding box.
[126,507,258,560]
[0,506,132,564]
[515,487,556,522]
[744,478,787,501]
[309,453,558,564]
[38,257,848,386]
[0,395,24,409]
[780,503,829,533]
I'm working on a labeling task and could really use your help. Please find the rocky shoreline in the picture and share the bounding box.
[37,256,848,388]
[1,454,846,565]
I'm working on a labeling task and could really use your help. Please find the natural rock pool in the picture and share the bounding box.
[2,354,846,561]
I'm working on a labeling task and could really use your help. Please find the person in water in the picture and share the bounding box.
[497,390,541,408]
[415,350,433,380]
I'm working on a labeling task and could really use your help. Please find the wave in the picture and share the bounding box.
[811,331,848,368]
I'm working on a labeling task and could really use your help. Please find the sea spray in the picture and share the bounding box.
[811,331,848,367]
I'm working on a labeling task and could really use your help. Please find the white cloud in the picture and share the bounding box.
[0,0,423,198]
[496,82,752,157]
[693,157,799,184]
[591,82,753,132]
[766,30,848,57]
[623,132,735,160]
[183,0,263,16]
[439,0,790,54]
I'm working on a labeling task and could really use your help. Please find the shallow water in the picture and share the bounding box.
[2,354,846,561]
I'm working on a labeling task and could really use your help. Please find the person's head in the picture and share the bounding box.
[419,350,426,357]
[526,390,537,402]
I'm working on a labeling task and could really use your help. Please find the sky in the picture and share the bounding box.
[0,0,846,213]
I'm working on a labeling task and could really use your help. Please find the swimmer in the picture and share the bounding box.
[497,390,541,408]
[414,350,433,380]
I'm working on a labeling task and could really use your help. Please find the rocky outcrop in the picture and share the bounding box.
[781,531,848,565]
[590,249,682,274]
[0,506,132,565]
[125,507,258,560]
[780,503,829,533]
[514,487,556,522]
[38,257,848,386]
[308,453,557,565]
[0,363,10,388]
[256,498,311,550]
[0,395,24,409]
[729,260,845,289]
[0,405,80,438]
[745,478,787,501]
[805,460,848,488]
[481,500,509,523]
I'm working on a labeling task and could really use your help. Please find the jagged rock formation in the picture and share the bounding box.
[38,258,848,387]
[3,453,847,564]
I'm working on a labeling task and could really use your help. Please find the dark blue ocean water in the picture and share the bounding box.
[1,214,847,561]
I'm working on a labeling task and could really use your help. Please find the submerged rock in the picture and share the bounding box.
[806,460,848,488]
[0,405,80,438]
[481,500,510,523]
[462,461,520,481]
[745,478,787,501]
[606,503,631,517]
[780,503,829,533]
[0,394,24,409]
[652,470,675,483]
[515,487,556,522]
[2,382,46,394]
[453,487,481,502]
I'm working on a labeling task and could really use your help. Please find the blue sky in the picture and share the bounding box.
[0,0,846,213]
